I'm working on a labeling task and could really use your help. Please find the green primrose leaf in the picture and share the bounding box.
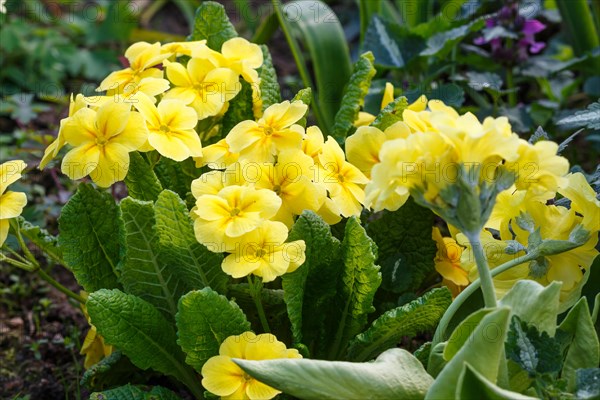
[176,288,251,373]
[188,1,237,50]
[222,80,255,137]
[90,384,182,400]
[370,95,410,131]
[457,363,538,400]
[58,183,122,292]
[257,44,281,111]
[80,351,141,392]
[124,152,163,202]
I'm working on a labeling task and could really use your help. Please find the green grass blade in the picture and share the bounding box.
[556,0,600,58]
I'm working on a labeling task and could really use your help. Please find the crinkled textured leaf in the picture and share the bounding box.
[292,87,312,106]
[556,100,600,130]
[457,363,538,400]
[282,211,341,354]
[557,297,600,389]
[347,288,451,362]
[505,315,563,375]
[331,51,376,142]
[90,384,182,400]
[258,45,280,111]
[154,157,201,205]
[235,348,433,400]
[124,152,163,202]
[188,1,237,50]
[222,80,254,136]
[176,288,251,372]
[425,307,511,399]
[87,290,196,390]
[330,217,381,359]
[499,280,561,335]
[58,183,122,292]
[80,351,142,392]
[119,196,214,319]
[370,95,410,131]
[154,190,227,294]
[366,198,436,294]
[18,217,62,264]
[363,16,425,68]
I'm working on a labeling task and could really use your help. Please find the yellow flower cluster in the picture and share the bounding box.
[0,160,27,246]
[40,38,264,187]
[202,332,301,400]
[361,99,568,214]
[191,99,373,281]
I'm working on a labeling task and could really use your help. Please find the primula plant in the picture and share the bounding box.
[1,2,599,400]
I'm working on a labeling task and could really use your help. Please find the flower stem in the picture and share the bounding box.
[37,267,86,304]
[466,231,497,308]
[505,67,517,107]
[247,275,271,333]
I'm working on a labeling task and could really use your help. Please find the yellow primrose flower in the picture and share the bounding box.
[432,227,468,297]
[255,149,326,227]
[0,160,27,246]
[507,139,569,197]
[97,42,170,92]
[40,94,88,169]
[80,302,112,369]
[195,138,239,169]
[354,83,427,127]
[60,102,148,188]
[318,137,369,217]
[163,59,240,120]
[193,185,282,252]
[227,101,307,163]
[218,37,264,84]
[109,77,170,103]
[161,40,208,58]
[302,125,325,164]
[202,332,301,400]
[133,94,202,161]
[558,172,600,232]
[222,220,306,282]
[345,121,411,177]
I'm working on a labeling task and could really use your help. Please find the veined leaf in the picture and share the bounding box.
[425,307,511,399]
[58,183,122,292]
[330,217,381,359]
[421,18,486,57]
[331,52,376,143]
[154,157,201,204]
[457,364,537,400]
[188,1,237,50]
[154,190,227,294]
[370,95,410,130]
[277,0,352,133]
[235,348,433,400]
[347,288,451,362]
[258,45,281,112]
[176,288,251,372]
[292,87,312,106]
[81,351,142,392]
[124,152,163,202]
[557,297,600,390]
[222,80,254,136]
[90,384,182,400]
[281,211,341,354]
[87,290,201,397]
[363,16,425,69]
[18,217,62,264]
[366,198,436,294]
[119,197,193,318]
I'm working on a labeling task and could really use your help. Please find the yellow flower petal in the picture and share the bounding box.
[89,143,130,187]
[61,144,100,181]
[0,191,27,219]
[0,160,26,195]
[0,219,9,247]
[201,355,244,397]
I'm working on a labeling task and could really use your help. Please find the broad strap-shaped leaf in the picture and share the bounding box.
[90,384,182,400]
[124,152,163,202]
[235,348,433,400]
[119,197,205,319]
[425,307,511,399]
[222,80,254,136]
[457,364,537,400]
[366,198,436,294]
[331,51,376,142]
[330,217,381,359]
[188,1,237,50]
[347,288,452,362]
[557,297,600,390]
[58,183,122,292]
[176,288,251,372]
[18,217,62,264]
[87,290,201,397]
[154,190,227,294]
[282,211,341,351]
[499,280,561,336]
[257,44,281,111]
[443,309,492,362]
[370,95,410,130]
[363,16,425,69]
